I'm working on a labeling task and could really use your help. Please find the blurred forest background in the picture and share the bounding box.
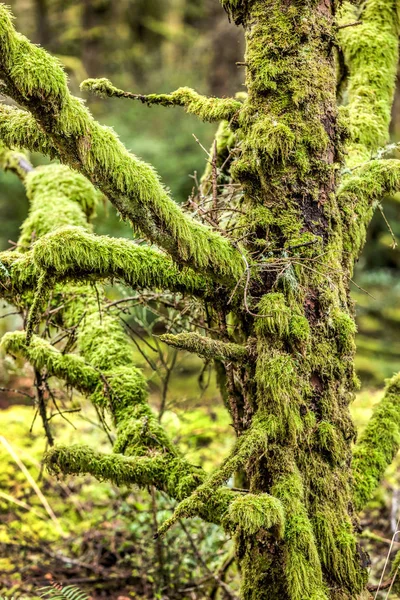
[1,1,400,598]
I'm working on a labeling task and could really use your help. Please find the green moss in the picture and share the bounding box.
[0,6,245,283]
[255,348,299,414]
[255,293,291,337]
[332,311,356,355]
[0,142,32,180]
[1,0,399,595]
[159,332,248,362]
[338,159,400,268]
[0,331,100,393]
[289,315,311,344]
[272,466,329,600]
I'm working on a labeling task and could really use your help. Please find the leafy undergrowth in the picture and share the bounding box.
[2,343,400,598]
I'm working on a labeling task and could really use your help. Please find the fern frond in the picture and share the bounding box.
[38,583,89,600]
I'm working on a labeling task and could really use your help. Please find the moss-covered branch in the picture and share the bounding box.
[1,331,100,393]
[0,157,214,512]
[30,226,208,298]
[339,0,399,167]
[81,79,242,123]
[45,444,238,526]
[45,445,202,500]
[338,159,400,264]
[352,374,400,512]
[0,6,244,283]
[0,104,56,158]
[159,332,248,361]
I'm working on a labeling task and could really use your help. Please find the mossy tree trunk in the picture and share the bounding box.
[0,0,400,598]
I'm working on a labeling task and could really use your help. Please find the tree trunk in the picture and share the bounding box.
[231,1,368,598]
[81,0,113,77]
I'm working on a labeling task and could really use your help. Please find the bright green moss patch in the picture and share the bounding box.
[255,293,291,337]
[339,0,399,167]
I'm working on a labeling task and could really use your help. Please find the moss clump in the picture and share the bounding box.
[256,349,298,409]
[289,315,311,344]
[255,293,291,337]
[228,493,285,537]
[332,311,357,355]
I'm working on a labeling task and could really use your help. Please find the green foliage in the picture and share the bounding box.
[38,584,89,600]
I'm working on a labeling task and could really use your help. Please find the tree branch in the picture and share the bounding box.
[1,331,100,393]
[338,0,399,168]
[352,373,400,512]
[0,142,33,180]
[81,79,242,123]
[159,332,248,361]
[338,159,400,266]
[44,444,235,526]
[0,6,244,283]
[0,148,218,515]
[31,226,209,298]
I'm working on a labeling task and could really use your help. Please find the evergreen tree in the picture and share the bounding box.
[0,1,399,598]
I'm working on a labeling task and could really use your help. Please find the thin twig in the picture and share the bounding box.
[338,20,362,29]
